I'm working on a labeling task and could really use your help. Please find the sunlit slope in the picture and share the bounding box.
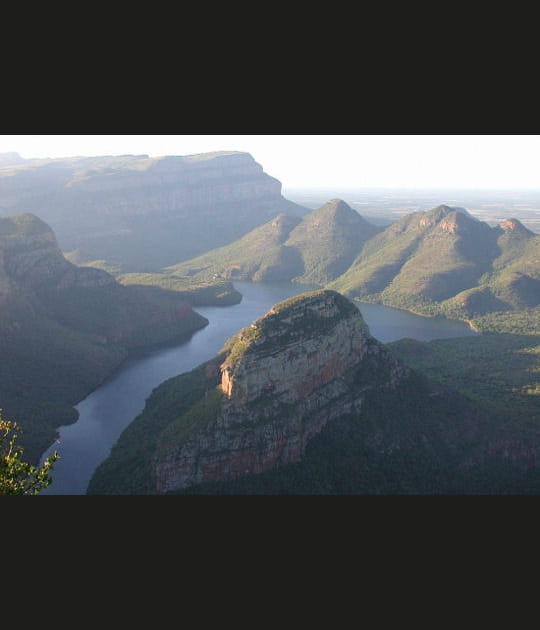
[329,205,540,317]
[165,213,304,282]
[443,218,540,316]
[166,199,381,285]
[284,199,380,284]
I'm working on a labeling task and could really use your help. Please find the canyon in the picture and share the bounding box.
[0,213,211,461]
[0,151,307,270]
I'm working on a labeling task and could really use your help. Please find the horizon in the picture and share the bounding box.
[2,135,540,191]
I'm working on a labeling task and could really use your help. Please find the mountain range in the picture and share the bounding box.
[167,200,540,320]
[0,151,307,271]
[166,199,381,285]
[1,150,538,493]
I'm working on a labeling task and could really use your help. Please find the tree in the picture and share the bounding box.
[0,412,59,495]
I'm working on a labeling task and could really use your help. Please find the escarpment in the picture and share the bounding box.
[0,152,308,270]
[0,213,115,296]
[152,290,410,493]
[0,213,209,462]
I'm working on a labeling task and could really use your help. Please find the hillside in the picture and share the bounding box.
[0,213,210,462]
[329,205,540,319]
[0,152,308,271]
[166,199,381,285]
[87,290,540,495]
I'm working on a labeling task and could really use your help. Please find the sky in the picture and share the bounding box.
[1,134,540,191]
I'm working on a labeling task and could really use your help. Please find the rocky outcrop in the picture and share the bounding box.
[153,290,409,493]
[0,213,114,295]
[0,213,210,462]
[0,152,308,270]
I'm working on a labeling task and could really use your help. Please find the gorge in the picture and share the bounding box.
[41,281,477,494]
[87,287,539,495]
[0,151,307,271]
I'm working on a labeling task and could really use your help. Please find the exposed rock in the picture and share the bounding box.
[153,290,409,493]
[0,152,308,270]
[0,213,210,462]
[0,214,114,293]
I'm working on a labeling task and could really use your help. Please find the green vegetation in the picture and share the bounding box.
[165,213,304,283]
[389,333,539,425]
[0,414,58,495]
[329,206,540,322]
[63,251,125,276]
[156,387,224,459]
[468,307,540,335]
[86,286,540,494]
[171,370,507,495]
[0,213,52,238]
[0,294,128,463]
[116,273,242,306]
[166,200,380,286]
[0,213,211,462]
[87,360,220,494]
[0,152,306,271]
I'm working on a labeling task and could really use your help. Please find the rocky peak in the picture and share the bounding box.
[498,218,533,236]
[0,213,114,292]
[220,290,365,402]
[153,290,409,492]
[305,199,366,227]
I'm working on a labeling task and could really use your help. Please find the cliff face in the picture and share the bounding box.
[90,289,539,495]
[0,213,114,299]
[0,213,209,462]
[153,290,409,493]
[0,152,307,270]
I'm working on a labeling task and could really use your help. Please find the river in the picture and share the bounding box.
[40,281,477,494]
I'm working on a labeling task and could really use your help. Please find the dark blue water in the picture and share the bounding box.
[40,281,477,494]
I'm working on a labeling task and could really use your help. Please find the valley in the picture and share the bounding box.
[0,147,538,495]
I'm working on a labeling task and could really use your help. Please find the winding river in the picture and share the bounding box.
[40,282,477,494]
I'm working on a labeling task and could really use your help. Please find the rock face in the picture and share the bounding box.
[0,213,114,300]
[0,152,307,270]
[0,213,209,462]
[153,290,408,493]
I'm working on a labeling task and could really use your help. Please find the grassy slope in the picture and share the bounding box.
[87,360,220,494]
[165,213,303,282]
[389,333,539,426]
[165,200,381,286]
[330,207,540,319]
[284,200,380,285]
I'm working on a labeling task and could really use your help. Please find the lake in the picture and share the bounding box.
[40,281,477,494]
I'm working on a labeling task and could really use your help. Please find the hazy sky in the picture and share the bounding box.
[2,134,540,191]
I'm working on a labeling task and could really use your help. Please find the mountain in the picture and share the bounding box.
[87,290,539,495]
[0,152,308,271]
[329,205,540,318]
[0,213,211,462]
[0,152,25,167]
[166,199,381,285]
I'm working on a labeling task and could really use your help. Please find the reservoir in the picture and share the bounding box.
[40,281,477,494]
